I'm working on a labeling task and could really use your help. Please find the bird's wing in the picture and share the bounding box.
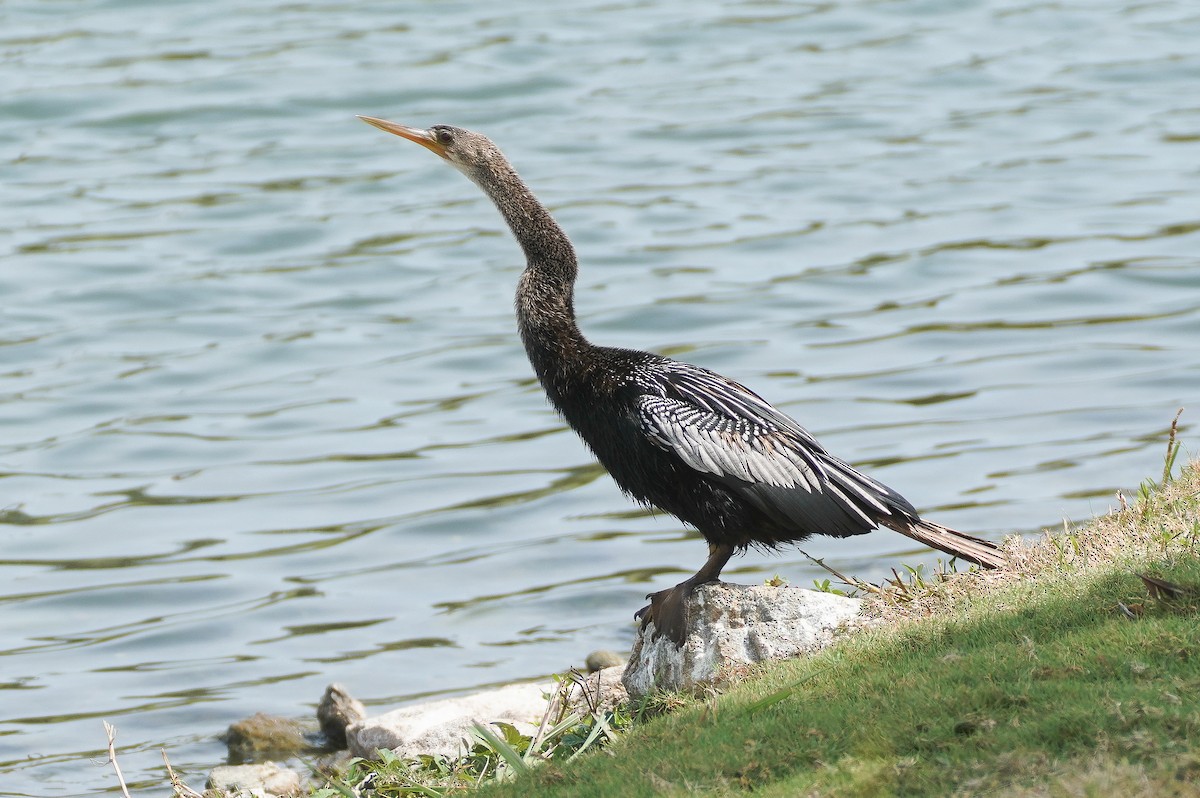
[635,362,915,535]
[636,393,826,492]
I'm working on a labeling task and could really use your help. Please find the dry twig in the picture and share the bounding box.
[162,749,206,798]
[102,722,133,798]
[797,549,883,595]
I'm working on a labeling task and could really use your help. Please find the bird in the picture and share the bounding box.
[359,116,1005,647]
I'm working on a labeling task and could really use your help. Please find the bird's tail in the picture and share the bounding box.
[889,519,1006,570]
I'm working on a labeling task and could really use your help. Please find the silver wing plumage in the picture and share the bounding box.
[633,361,916,538]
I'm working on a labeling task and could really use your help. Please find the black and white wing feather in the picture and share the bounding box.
[634,361,918,539]
[636,395,824,492]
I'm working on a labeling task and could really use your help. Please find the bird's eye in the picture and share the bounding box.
[435,128,453,145]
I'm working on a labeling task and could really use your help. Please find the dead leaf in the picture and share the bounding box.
[1138,573,1193,601]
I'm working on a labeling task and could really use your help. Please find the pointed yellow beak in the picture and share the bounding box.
[358,116,448,158]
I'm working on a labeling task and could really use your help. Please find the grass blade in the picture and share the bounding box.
[471,722,531,776]
[743,671,825,715]
[565,713,612,763]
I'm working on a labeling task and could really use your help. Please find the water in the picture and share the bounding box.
[2,0,1198,793]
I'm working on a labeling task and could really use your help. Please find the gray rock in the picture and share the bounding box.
[220,713,314,765]
[347,681,550,760]
[317,683,366,750]
[584,649,625,673]
[622,582,862,700]
[207,762,301,797]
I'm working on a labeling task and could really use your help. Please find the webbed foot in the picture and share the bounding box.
[634,580,718,648]
[634,544,736,649]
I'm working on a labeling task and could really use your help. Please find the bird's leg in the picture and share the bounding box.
[636,543,734,647]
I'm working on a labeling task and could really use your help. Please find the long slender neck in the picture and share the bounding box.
[467,157,592,401]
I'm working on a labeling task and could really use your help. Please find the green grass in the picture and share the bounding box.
[298,453,1200,798]
[482,569,1200,796]
[477,462,1200,797]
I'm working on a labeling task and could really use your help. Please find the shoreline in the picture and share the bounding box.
[175,457,1199,797]
[481,459,1200,797]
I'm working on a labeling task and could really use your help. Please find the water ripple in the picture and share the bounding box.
[2,0,1198,793]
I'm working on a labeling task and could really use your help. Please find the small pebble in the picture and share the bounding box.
[585,649,626,672]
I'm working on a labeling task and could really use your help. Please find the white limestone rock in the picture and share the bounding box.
[348,665,630,761]
[207,762,301,797]
[623,582,862,700]
[347,681,549,760]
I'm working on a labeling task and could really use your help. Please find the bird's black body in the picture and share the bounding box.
[538,343,919,553]
[361,117,1004,645]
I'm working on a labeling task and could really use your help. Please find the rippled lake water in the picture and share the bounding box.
[2,0,1198,793]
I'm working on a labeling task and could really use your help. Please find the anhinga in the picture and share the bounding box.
[360,117,1004,646]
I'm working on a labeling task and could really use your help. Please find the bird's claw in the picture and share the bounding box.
[634,585,693,648]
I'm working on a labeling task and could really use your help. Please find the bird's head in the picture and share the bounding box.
[358,116,502,182]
